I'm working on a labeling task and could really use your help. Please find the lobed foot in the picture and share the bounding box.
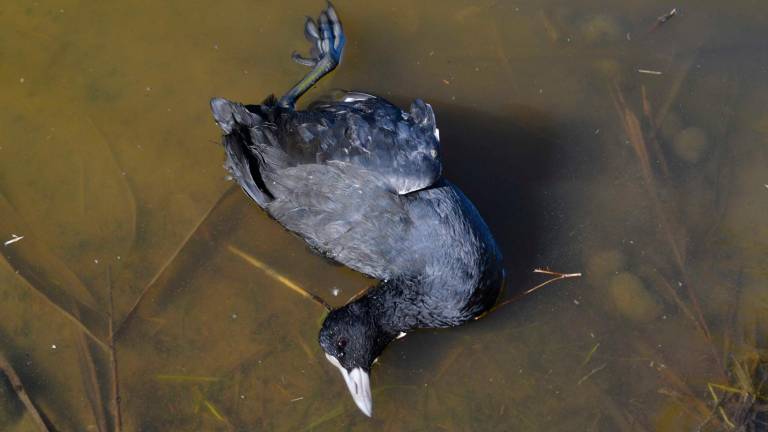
[291,2,345,69]
[278,2,346,108]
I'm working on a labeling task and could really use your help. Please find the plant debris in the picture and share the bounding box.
[3,234,23,246]
[0,353,51,432]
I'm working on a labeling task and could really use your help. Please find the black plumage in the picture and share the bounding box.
[210,2,504,417]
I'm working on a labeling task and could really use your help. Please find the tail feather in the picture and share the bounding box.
[222,132,273,208]
[211,97,276,207]
[211,97,260,134]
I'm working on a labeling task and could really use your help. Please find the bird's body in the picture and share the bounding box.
[213,93,504,329]
[210,3,504,417]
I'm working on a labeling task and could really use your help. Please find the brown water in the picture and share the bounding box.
[1,0,767,430]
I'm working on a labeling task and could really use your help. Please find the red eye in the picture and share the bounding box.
[337,337,348,350]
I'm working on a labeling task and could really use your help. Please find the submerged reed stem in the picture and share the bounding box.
[108,267,123,432]
[0,353,51,432]
[228,244,331,311]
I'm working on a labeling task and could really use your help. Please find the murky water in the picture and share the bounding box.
[1,0,767,430]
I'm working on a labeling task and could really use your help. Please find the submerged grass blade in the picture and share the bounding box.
[114,186,238,338]
[433,345,465,382]
[581,343,600,367]
[75,331,108,432]
[709,383,747,397]
[228,245,331,311]
[301,385,414,431]
[577,363,607,385]
[0,255,109,352]
[315,309,329,328]
[0,194,109,349]
[594,385,650,432]
[0,353,51,432]
[611,82,726,377]
[155,375,221,383]
[203,399,226,421]
[653,52,697,128]
[0,193,101,310]
[302,402,346,431]
[83,114,138,255]
[640,85,669,176]
[107,267,123,432]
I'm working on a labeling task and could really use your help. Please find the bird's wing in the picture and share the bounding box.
[211,93,442,198]
[273,92,443,195]
[264,161,416,280]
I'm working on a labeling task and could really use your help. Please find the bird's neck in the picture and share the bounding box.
[355,277,425,334]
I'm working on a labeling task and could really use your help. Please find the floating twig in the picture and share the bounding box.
[228,245,331,311]
[524,268,581,296]
[656,8,678,25]
[3,234,24,246]
[492,268,581,311]
[0,353,51,432]
[649,8,678,32]
[532,268,582,279]
[637,69,663,75]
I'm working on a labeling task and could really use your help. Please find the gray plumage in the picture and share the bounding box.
[209,1,504,417]
[212,93,502,327]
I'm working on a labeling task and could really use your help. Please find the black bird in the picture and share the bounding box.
[210,3,504,417]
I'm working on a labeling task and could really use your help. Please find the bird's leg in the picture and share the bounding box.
[278,2,345,109]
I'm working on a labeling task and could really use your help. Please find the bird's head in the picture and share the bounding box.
[318,300,394,417]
